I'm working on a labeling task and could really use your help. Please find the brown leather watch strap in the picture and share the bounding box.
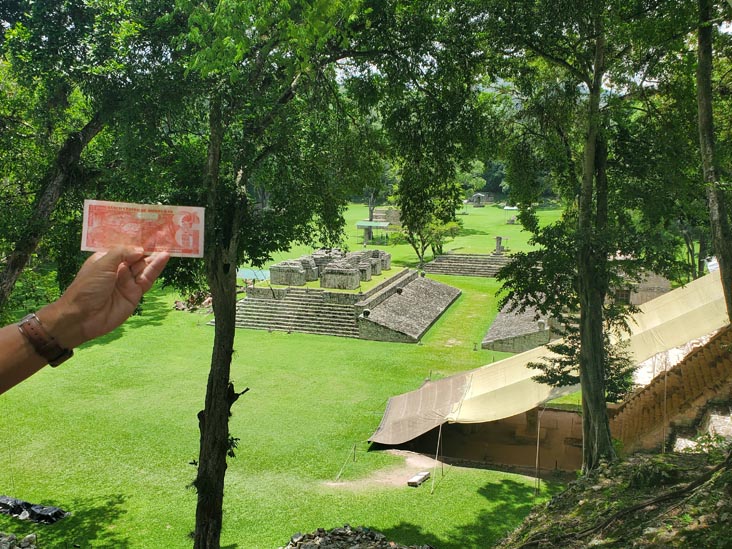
[18,313,74,367]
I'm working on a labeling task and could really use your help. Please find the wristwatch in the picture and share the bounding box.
[17,313,74,367]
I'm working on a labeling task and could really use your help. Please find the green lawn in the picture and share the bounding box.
[259,202,562,269]
[0,204,566,548]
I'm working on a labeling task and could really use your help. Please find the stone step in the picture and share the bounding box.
[236,292,359,338]
[236,313,356,327]
[236,313,357,327]
[426,262,508,269]
[423,267,504,277]
[238,303,356,318]
[431,256,508,262]
[424,254,511,278]
[236,312,358,328]
[237,322,359,338]
[237,323,358,338]
[239,296,352,307]
[424,264,504,271]
[251,294,327,304]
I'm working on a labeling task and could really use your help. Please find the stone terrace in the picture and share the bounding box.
[236,287,360,338]
[423,253,510,278]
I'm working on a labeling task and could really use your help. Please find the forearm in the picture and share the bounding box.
[0,300,81,395]
[0,319,50,394]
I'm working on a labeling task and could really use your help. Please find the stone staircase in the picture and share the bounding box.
[236,288,359,338]
[611,324,732,454]
[423,253,511,278]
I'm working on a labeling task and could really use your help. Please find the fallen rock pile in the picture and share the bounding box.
[280,525,435,549]
[0,533,37,549]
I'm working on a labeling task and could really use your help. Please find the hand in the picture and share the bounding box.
[43,247,170,348]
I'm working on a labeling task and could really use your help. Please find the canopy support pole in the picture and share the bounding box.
[430,423,444,494]
[535,406,546,496]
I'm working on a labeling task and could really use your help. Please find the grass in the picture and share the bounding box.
[254,202,563,270]
[0,203,566,548]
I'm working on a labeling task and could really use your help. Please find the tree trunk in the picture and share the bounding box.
[698,233,709,278]
[366,191,375,244]
[697,0,732,322]
[577,24,615,473]
[682,230,697,280]
[194,96,243,549]
[0,112,104,309]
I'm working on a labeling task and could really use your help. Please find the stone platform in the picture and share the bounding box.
[236,268,460,343]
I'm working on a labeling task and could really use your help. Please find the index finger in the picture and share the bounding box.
[76,246,145,277]
[132,251,170,292]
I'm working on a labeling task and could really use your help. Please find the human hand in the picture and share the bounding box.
[42,247,170,348]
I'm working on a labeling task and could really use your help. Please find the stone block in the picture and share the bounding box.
[270,261,306,286]
[312,248,344,275]
[369,257,382,275]
[298,256,319,281]
[379,251,391,270]
[321,264,361,290]
[358,262,372,281]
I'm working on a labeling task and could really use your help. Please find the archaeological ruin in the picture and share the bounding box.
[236,249,459,343]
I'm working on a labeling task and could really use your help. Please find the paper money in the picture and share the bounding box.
[81,199,205,258]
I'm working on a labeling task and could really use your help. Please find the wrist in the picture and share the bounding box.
[38,297,85,350]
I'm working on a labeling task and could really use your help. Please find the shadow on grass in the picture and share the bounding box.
[378,478,561,549]
[82,292,173,348]
[0,495,132,548]
[457,228,493,237]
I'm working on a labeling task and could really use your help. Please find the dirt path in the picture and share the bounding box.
[324,450,441,490]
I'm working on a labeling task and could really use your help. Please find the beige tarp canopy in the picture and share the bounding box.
[370,271,728,445]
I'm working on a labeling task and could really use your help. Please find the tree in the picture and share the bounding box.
[482,0,696,471]
[355,127,392,244]
[175,4,361,544]
[170,1,490,545]
[697,0,732,321]
[395,159,464,265]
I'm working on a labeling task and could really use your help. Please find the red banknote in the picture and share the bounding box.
[82,200,205,258]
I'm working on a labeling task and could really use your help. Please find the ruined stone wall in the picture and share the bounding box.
[268,249,392,289]
[357,318,416,343]
[246,286,288,300]
[630,273,672,306]
[483,329,554,353]
[269,261,307,286]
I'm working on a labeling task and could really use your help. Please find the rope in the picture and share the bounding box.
[430,423,444,494]
[334,443,357,482]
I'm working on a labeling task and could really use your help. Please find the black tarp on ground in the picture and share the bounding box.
[0,495,68,524]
